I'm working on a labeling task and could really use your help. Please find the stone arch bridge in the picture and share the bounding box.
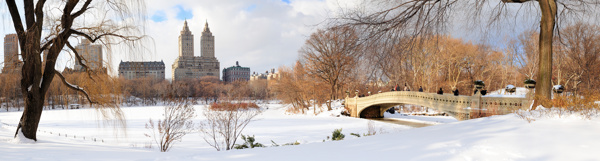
[344,91,532,120]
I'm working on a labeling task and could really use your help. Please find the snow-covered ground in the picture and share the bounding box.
[484,87,529,98]
[384,112,458,124]
[2,103,600,161]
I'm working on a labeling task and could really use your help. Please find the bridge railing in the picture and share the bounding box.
[481,96,530,113]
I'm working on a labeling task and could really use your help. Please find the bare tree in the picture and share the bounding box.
[334,0,600,108]
[5,0,146,140]
[300,27,361,110]
[273,64,310,112]
[273,62,330,114]
[145,102,195,152]
[558,23,600,93]
[198,102,262,151]
[512,30,540,79]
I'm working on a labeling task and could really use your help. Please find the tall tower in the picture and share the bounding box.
[74,39,103,71]
[3,34,19,73]
[179,20,194,57]
[201,20,215,58]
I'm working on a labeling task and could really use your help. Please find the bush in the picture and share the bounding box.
[234,135,264,149]
[474,80,485,86]
[350,133,361,137]
[199,101,262,151]
[516,91,600,122]
[365,121,377,136]
[332,128,345,141]
[505,85,516,93]
[145,102,195,152]
[524,79,536,84]
[271,140,301,146]
[283,141,301,146]
[209,102,259,111]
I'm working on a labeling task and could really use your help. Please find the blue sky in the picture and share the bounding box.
[150,0,292,23]
[175,5,194,20]
[151,5,194,22]
[151,11,167,22]
[246,4,258,12]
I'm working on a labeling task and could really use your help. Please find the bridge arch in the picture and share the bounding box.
[357,103,399,118]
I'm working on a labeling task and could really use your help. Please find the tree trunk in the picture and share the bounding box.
[535,0,557,108]
[328,84,335,111]
[15,91,45,141]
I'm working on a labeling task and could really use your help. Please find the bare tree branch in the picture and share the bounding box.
[5,0,26,52]
[70,29,143,43]
[72,0,93,18]
[54,70,97,104]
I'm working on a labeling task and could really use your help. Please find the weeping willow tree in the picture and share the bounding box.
[333,0,600,108]
[5,0,146,141]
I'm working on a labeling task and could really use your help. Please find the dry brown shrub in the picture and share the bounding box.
[209,102,259,111]
[515,91,600,122]
[515,110,537,123]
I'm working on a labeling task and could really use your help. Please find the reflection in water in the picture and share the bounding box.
[366,118,432,128]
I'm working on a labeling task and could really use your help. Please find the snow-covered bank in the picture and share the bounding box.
[0,104,409,159]
[384,112,458,124]
[2,104,599,161]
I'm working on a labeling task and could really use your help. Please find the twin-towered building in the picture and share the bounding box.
[171,20,220,81]
[117,20,267,82]
[118,20,220,81]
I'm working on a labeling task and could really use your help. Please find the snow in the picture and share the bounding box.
[10,129,36,144]
[27,85,32,91]
[384,112,458,124]
[1,104,600,160]
[484,87,529,98]
[553,85,564,90]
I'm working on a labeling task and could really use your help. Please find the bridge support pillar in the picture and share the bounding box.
[348,92,359,117]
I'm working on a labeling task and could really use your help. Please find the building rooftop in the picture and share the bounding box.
[224,61,249,70]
